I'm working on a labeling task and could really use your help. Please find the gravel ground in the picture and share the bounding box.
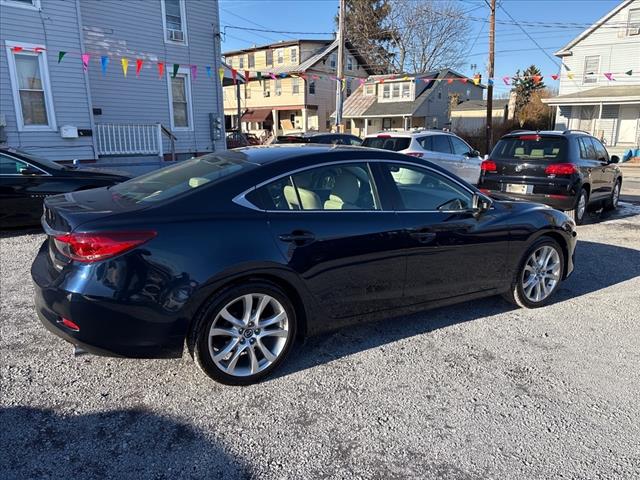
[1,203,639,480]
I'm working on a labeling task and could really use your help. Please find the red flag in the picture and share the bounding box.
[34,47,46,53]
[551,74,559,80]
[12,46,23,52]
[461,78,468,83]
[136,58,144,77]
[244,70,250,82]
[532,75,542,84]
[157,62,165,79]
[231,68,237,85]
[447,78,454,84]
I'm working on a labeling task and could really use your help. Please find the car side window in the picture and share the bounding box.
[0,154,28,175]
[450,136,471,155]
[578,137,597,160]
[348,136,362,146]
[431,135,452,154]
[247,163,380,211]
[417,136,433,150]
[591,138,609,162]
[383,163,472,211]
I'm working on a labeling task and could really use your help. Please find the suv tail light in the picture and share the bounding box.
[480,160,497,173]
[405,152,423,157]
[53,231,157,263]
[545,163,578,176]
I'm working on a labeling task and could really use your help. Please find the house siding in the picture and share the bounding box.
[79,0,225,156]
[0,0,95,161]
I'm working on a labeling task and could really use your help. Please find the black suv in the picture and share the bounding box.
[274,132,363,146]
[478,130,623,224]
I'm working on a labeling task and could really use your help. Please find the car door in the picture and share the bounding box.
[250,162,407,320]
[425,135,464,178]
[449,136,481,185]
[591,137,616,196]
[378,161,509,303]
[577,137,606,200]
[0,153,48,226]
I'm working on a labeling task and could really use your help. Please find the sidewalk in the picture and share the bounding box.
[620,164,640,204]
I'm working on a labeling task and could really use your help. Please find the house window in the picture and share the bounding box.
[291,48,297,63]
[263,80,271,97]
[239,56,244,69]
[275,78,282,96]
[277,49,284,64]
[292,77,300,95]
[627,8,640,36]
[5,42,56,130]
[346,80,352,96]
[265,50,273,67]
[162,0,187,44]
[382,84,390,99]
[245,84,251,99]
[583,55,599,84]
[168,71,192,130]
[248,53,255,69]
[330,54,336,69]
[309,80,316,95]
[0,0,41,9]
[392,83,400,98]
[402,83,410,98]
[347,56,353,70]
[364,84,375,96]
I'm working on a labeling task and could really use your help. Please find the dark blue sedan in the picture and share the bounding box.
[31,145,577,385]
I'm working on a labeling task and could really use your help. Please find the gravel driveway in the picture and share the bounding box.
[2,204,639,480]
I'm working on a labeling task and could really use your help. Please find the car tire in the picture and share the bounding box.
[193,281,297,386]
[503,237,565,309]
[603,179,621,211]
[567,188,588,225]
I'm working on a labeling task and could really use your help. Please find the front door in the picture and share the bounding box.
[617,106,640,144]
[379,162,509,303]
[257,162,407,319]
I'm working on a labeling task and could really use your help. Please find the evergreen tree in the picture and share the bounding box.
[512,65,546,118]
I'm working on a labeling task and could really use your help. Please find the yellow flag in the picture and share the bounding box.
[473,77,480,86]
[218,66,225,83]
[121,57,129,77]
[567,72,574,80]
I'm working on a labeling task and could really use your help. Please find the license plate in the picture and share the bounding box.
[506,184,532,194]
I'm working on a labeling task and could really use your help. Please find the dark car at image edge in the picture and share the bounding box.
[478,130,623,224]
[31,145,576,385]
[1,148,131,228]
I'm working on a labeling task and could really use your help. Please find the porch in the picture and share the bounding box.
[348,115,429,136]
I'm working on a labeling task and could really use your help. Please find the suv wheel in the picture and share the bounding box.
[193,282,297,385]
[567,188,588,225]
[604,180,621,211]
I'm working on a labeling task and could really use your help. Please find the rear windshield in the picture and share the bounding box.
[362,137,411,152]
[492,136,567,161]
[109,154,251,204]
[276,136,309,144]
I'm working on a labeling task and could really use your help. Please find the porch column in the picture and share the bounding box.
[302,108,308,132]
[363,118,368,136]
[597,103,603,138]
[272,109,279,136]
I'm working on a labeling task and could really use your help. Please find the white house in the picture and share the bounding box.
[544,0,640,155]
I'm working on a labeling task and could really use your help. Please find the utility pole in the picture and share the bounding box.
[485,0,496,154]
[334,0,346,131]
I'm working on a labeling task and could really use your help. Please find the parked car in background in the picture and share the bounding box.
[32,145,576,386]
[274,132,363,146]
[478,130,623,224]
[0,148,130,228]
[226,131,262,149]
[362,130,483,185]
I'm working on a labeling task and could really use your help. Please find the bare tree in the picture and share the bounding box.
[386,0,469,73]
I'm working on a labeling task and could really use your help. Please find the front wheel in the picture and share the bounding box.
[503,238,565,309]
[194,282,297,385]
[604,180,621,211]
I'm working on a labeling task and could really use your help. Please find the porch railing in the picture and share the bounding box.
[95,123,176,160]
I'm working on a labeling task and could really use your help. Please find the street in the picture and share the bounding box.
[1,203,639,479]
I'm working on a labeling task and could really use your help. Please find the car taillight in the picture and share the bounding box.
[405,152,423,157]
[545,163,578,176]
[481,160,497,173]
[53,231,157,263]
[518,134,541,141]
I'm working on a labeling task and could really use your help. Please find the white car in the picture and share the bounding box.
[362,130,483,185]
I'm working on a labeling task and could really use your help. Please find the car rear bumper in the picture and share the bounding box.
[31,242,185,358]
[482,189,577,211]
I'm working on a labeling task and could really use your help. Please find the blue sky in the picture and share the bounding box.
[220,0,622,94]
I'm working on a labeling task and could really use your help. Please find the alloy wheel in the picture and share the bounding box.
[207,294,289,377]
[577,192,587,221]
[612,183,620,208]
[521,245,561,303]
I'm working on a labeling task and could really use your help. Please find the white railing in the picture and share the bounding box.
[95,123,175,158]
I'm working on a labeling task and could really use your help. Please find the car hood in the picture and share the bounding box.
[63,166,132,180]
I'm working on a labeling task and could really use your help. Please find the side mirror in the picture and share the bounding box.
[470,149,481,157]
[20,166,42,176]
[471,193,492,214]
[609,155,620,164]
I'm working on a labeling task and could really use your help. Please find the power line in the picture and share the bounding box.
[223,25,335,36]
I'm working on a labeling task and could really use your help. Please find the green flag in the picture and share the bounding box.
[625,70,633,76]
[58,51,66,63]
[172,64,179,78]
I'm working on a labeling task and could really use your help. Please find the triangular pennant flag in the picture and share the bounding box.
[136,58,144,77]
[461,78,468,83]
[280,73,287,78]
[604,72,613,81]
[12,46,23,53]
[58,51,66,63]
[567,72,574,80]
[121,58,129,77]
[81,53,90,72]
[488,78,494,86]
[172,64,179,78]
[34,47,46,53]
[218,66,224,83]
[551,74,559,80]
[157,62,165,79]
[625,70,633,76]
[341,78,346,91]
[190,65,197,81]
[206,65,212,78]
[231,68,237,84]
[447,78,454,84]
[379,78,385,84]
[532,75,542,84]
[244,70,250,82]
[100,56,109,76]
[257,71,262,81]
[402,75,410,81]
[359,78,366,85]
[502,76,510,85]
[299,73,307,80]
[269,72,276,80]
[312,74,319,80]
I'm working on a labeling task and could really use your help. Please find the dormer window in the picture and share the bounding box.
[364,84,375,96]
[382,84,390,99]
[402,83,410,98]
[291,48,297,63]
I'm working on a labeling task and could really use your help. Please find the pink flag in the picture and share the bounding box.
[551,74,559,81]
[502,76,510,85]
[191,65,198,80]
[604,72,613,81]
[81,53,90,72]
[269,72,276,80]
[359,78,366,85]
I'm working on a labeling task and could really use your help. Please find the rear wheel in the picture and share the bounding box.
[503,238,565,309]
[604,180,621,211]
[567,188,588,225]
[194,282,296,385]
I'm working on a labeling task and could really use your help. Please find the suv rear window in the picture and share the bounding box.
[362,136,411,151]
[110,153,251,204]
[492,136,567,161]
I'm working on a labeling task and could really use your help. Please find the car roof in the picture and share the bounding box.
[364,130,455,138]
[500,130,591,138]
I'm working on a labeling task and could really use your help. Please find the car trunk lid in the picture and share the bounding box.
[488,134,569,179]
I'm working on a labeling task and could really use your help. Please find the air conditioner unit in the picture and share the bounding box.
[168,29,184,42]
